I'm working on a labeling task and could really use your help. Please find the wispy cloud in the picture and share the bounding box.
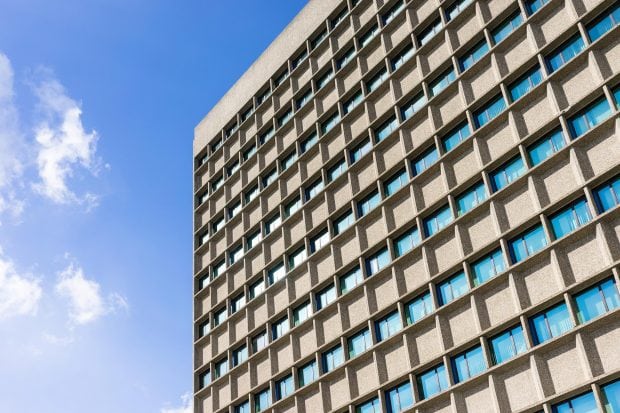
[0,248,42,320]
[161,393,193,413]
[31,71,101,207]
[55,260,128,325]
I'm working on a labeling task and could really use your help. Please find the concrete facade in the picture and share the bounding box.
[193,0,620,412]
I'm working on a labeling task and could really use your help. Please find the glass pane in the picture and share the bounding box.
[546,303,572,337]
[601,279,620,312]
[603,380,620,413]
[524,225,547,256]
[575,286,607,323]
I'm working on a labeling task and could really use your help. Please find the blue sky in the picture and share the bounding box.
[0,1,306,412]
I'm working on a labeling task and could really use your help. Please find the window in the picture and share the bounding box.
[322,345,344,373]
[546,34,585,73]
[405,291,434,324]
[357,190,381,216]
[375,116,399,142]
[384,169,408,196]
[614,85,620,108]
[529,302,573,345]
[528,128,565,166]
[552,391,597,413]
[285,197,301,217]
[245,185,259,204]
[271,316,289,340]
[391,43,415,71]
[265,214,281,235]
[212,175,223,192]
[492,10,523,44]
[489,325,527,364]
[311,29,327,49]
[446,0,472,21]
[375,310,402,341]
[350,138,372,163]
[254,388,271,412]
[198,275,209,291]
[251,330,268,353]
[262,168,277,188]
[256,88,271,105]
[214,358,228,379]
[232,345,248,367]
[260,127,274,144]
[442,121,471,152]
[274,69,289,87]
[568,97,612,138]
[212,260,225,279]
[241,106,254,122]
[331,6,348,28]
[418,364,449,399]
[424,205,453,237]
[199,370,211,389]
[198,320,210,338]
[275,375,294,401]
[451,345,486,383]
[334,209,355,235]
[429,67,456,96]
[394,226,421,257]
[243,144,256,160]
[227,161,239,176]
[231,294,246,313]
[344,90,363,114]
[456,182,487,216]
[594,176,620,212]
[228,202,241,219]
[357,398,381,413]
[298,360,319,387]
[340,266,363,293]
[337,47,356,69]
[418,18,442,46]
[310,229,330,252]
[316,284,336,310]
[305,179,324,201]
[437,272,469,306]
[413,145,439,175]
[366,247,391,276]
[296,89,313,110]
[348,328,372,358]
[574,278,620,323]
[246,230,261,250]
[474,95,506,128]
[491,156,526,192]
[366,68,388,93]
[321,112,341,134]
[213,307,226,327]
[234,401,250,413]
[317,69,334,89]
[386,381,415,413]
[382,1,405,25]
[587,4,620,42]
[199,231,209,247]
[400,92,426,120]
[459,40,489,71]
[550,198,592,239]
[288,247,307,270]
[293,301,312,326]
[525,0,549,15]
[359,24,379,48]
[300,132,318,153]
[212,216,225,233]
[328,158,347,181]
[229,245,243,265]
[268,262,285,285]
[472,249,505,286]
[280,151,297,170]
[211,139,222,152]
[602,379,620,413]
[249,279,265,299]
[509,225,547,263]
[292,49,308,69]
[509,66,543,101]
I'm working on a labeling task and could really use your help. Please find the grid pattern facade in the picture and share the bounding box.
[192,0,620,412]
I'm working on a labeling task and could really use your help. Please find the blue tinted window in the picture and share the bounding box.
[546,35,585,73]
[322,345,344,373]
[391,43,415,71]
[474,95,507,128]
[337,47,356,69]
[456,182,487,216]
[492,11,523,44]
[424,205,453,237]
[340,266,363,293]
[452,345,486,383]
[446,0,472,21]
[275,375,294,400]
[356,398,381,413]
[491,156,526,192]
[401,92,427,120]
[348,328,372,358]
[525,0,549,14]
[375,310,402,341]
[334,210,355,235]
[568,97,612,138]
[459,40,489,71]
[429,67,456,96]
[587,4,620,42]
[574,278,620,323]
[382,1,405,25]
[376,116,399,142]
[509,66,543,101]
[418,19,442,46]
[254,388,271,412]
[549,199,592,239]
[442,121,472,152]
[394,226,421,257]
[528,129,565,166]
[351,138,372,163]
[384,169,408,196]
[603,380,620,413]
[386,381,415,413]
[472,249,505,286]
[437,271,469,306]
[406,291,434,324]
[418,364,449,399]
[490,325,527,364]
[366,248,391,276]
[594,176,620,212]
[614,86,620,108]
[322,112,341,135]
[509,225,547,263]
[298,360,318,386]
[529,302,572,345]
[316,284,336,310]
[552,391,597,413]
[305,179,324,200]
[358,190,381,216]
[234,401,250,413]
[413,146,439,174]
[300,133,318,153]
[328,159,347,181]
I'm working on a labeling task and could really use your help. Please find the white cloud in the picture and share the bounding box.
[55,262,127,325]
[161,393,193,413]
[0,248,42,320]
[31,71,100,206]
